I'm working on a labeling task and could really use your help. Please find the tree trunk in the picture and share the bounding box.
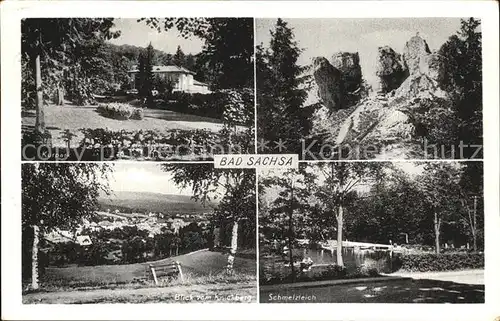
[57,84,64,105]
[34,54,45,133]
[336,204,344,267]
[32,225,40,290]
[226,220,238,274]
[473,196,478,252]
[288,184,295,281]
[434,212,441,254]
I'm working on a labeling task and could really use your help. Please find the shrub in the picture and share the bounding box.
[160,89,254,126]
[131,108,145,120]
[76,127,252,161]
[259,263,348,285]
[97,103,144,121]
[395,252,484,272]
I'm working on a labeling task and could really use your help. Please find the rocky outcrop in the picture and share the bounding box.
[403,34,431,74]
[375,46,408,93]
[329,34,450,159]
[419,53,446,83]
[331,52,362,93]
[312,57,344,112]
[334,95,414,148]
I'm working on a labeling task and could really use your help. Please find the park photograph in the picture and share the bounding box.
[256,18,482,160]
[21,163,257,303]
[258,161,484,303]
[21,18,255,161]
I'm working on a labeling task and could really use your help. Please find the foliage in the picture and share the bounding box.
[21,18,121,108]
[395,252,484,272]
[140,18,254,89]
[161,164,256,255]
[163,89,254,126]
[256,19,314,153]
[73,127,252,161]
[260,263,348,285]
[22,163,113,232]
[22,163,113,280]
[131,107,145,120]
[405,97,460,154]
[173,45,186,67]
[137,43,155,106]
[438,18,482,157]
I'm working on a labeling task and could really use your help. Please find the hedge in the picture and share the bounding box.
[160,89,254,126]
[260,263,347,285]
[394,252,484,272]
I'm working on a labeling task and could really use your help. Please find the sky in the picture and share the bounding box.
[256,18,464,88]
[259,161,425,200]
[109,18,205,54]
[107,163,192,196]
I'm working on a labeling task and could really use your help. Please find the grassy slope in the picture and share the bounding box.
[43,250,256,286]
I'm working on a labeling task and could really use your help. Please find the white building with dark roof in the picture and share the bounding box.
[128,65,210,94]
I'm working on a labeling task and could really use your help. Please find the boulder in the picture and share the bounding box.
[331,52,363,93]
[403,34,431,75]
[312,57,344,112]
[375,46,408,93]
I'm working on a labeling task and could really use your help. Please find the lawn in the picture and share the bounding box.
[40,249,256,287]
[23,249,257,303]
[22,104,243,148]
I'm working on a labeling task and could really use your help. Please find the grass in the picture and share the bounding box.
[27,250,256,291]
[22,104,235,148]
[23,250,257,303]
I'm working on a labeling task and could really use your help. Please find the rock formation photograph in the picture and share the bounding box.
[256,18,482,160]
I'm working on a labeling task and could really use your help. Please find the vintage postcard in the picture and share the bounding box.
[1,1,499,321]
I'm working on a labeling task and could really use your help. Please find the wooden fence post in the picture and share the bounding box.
[176,261,184,282]
[150,264,158,285]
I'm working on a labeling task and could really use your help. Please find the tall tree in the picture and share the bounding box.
[138,43,155,106]
[173,45,186,67]
[161,164,255,274]
[456,162,484,251]
[439,18,482,157]
[21,18,120,135]
[256,19,313,154]
[260,169,314,281]
[313,162,387,266]
[22,163,113,289]
[418,163,463,254]
[140,18,254,89]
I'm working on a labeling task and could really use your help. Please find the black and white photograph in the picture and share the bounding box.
[21,18,255,161]
[21,163,257,303]
[258,161,484,303]
[256,18,483,160]
[2,1,499,320]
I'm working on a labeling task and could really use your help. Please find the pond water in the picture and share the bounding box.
[260,245,395,274]
[295,247,393,273]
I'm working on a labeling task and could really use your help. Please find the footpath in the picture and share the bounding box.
[385,269,484,285]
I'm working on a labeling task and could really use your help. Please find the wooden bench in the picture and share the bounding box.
[147,260,184,285]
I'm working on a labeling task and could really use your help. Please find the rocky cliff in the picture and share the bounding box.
[310,34,449,159]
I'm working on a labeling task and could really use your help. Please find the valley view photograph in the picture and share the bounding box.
[22,163,257,303]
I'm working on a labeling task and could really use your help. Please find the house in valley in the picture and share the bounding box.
[128,65,210,94]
